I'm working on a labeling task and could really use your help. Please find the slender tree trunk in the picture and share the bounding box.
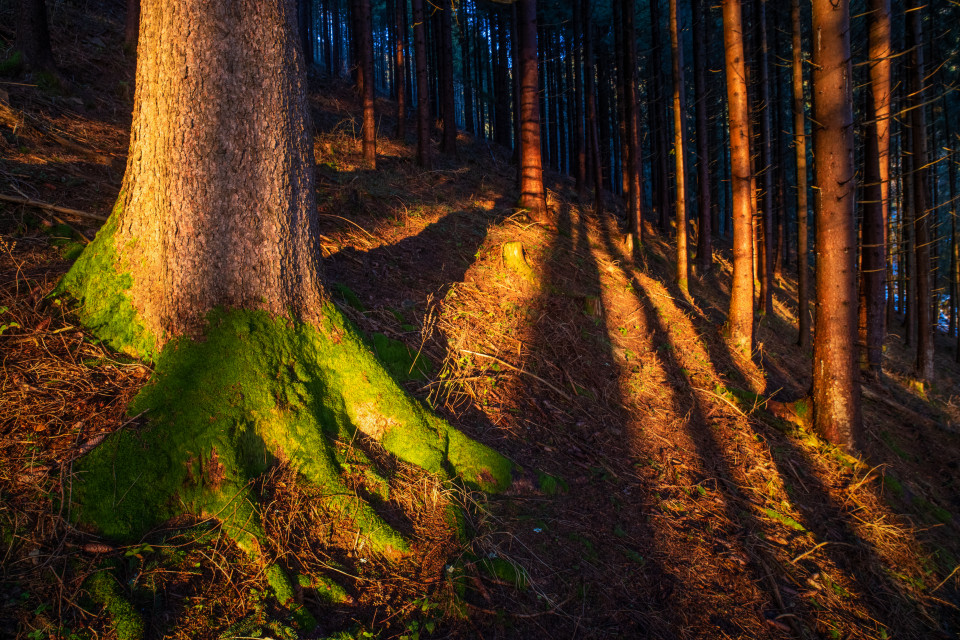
[858,0,892,375]
[621,0,643,246]
[332,0,342,76]
[670,0,690,293]
[583,0,603,216]
[517,0,548,224]
[411,0,431,167]
[573,0,586,199]
[723,0,755,355]
[792,0,810,350]
[650,0,671,232]
[357,0,376,167]
[300,0,314,66]
[811,0,861,448]
[754,0,774,315]
[908,0,934,382]
[438,0,457,155]
[693,0,712,273]
[395,0,407,139]
[16,0,54,71]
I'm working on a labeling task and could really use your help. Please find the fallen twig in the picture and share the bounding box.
[460,349,572,401]
[0,194,108,222]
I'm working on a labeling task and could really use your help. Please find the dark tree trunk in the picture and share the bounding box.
[411,0,431,168]
[494,9,511,149]
[792,0,810,350]
[517,0,548,223]
[670,0,690,293]
[650,0,671,232]
[811,0,861,448]
[908,0,934,382]
[693,0,712,273]
[438,0,457,155]
[573,0,586,199]
[621,0,643,246]
[16,0,54,71]
[754,0,774,315]
[583,0,603,216]
[299,0,314,66]
[723,0,755,355]
[125,0,140,52]
[357,0,376,167]
[395,0,407,139]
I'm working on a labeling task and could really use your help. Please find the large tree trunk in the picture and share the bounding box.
[858,0,892,376]
[692,0,712,274]
[57,0,511,580]
[621,0,643,246]
[811,0,861,448]
[791,0,810,350]
[357,0,377,167]
[516,0,548,223]
[411,0,431,168]
[908,0,934,382]
[670,0,690,293]
[722,0,755,356]
[16,0,54,71]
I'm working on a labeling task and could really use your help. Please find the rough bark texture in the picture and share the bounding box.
[16,0,54,70]
[76,0,324,349]
[723,0,755,356]
[792,0,810,350]
[908,0,934,382]
[517,0,548,223]
[811,0,861,448]
[411,0,431,168]
[439,0,457,155]
[858,0,891,375]
[358,0,377,167]
[693,0,712,273]
[670,0,690,293]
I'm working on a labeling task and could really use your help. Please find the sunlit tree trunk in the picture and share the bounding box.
[723,0,755,355]
[858,0,892,376]
[908,0,934,382]
[693,0,712,273]
[811,0,861,448]
[791,0,810,350]
[670,0,690,293]
[16,0,54,71]
[411,0,431,168]
[517,0,548,223]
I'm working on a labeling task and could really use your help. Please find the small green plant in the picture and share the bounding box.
[0,307,20,335]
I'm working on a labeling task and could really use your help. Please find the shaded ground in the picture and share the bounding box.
[2,3,959,639]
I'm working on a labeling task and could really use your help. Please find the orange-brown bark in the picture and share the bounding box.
[670,0,690,292]
[792,0,810,350]
[517,0,548,223]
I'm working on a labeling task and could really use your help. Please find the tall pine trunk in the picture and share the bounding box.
[438,0,457,155]
[693,0,712,273]
[755,0,774,315]
[16,0,54,71]
[517,0,548,223]
[792,0,810,350]
[723,0,755,355]
[357,0,376,167]
[395,0,407,139]
[411,0,431,168]
[583,0,603,216]
[670,0,690,293]
[621,0,643,246]
[811,0,861,447]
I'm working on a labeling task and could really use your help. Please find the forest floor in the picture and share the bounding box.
[2,3,960,639]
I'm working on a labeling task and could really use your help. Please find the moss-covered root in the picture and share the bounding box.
[85,569,145,640]
[73,305,512,565]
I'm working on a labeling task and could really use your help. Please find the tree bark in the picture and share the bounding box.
[811,0,861,448]
[621,0,643,246]
[583,0,603,217]
[908,0,934,382]
[395,0,407,139]
[791,0,810,350]
[411,0,431,168]
[670,0,690,293]
[516,0,548,224]
[438,0,457,155]
[357,0,376,167]
[858,0,892,375]
[754,0,774,315]
[16,0,54,71]
[723,0,755,356]
[693,0,712,273]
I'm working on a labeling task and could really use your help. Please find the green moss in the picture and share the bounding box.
[762,508,806,532]
[371,333,432,381]
[311,575,351,604]
[882,473,904,497]
[73,307,511,559]
[480,557,528,590]
[0,51,24,75]
[53,201,159,359]
[85,569,144,640]
[332,282,366,311]
[537,472,567,496]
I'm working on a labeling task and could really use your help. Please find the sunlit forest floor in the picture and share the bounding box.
[2,4,960,639]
